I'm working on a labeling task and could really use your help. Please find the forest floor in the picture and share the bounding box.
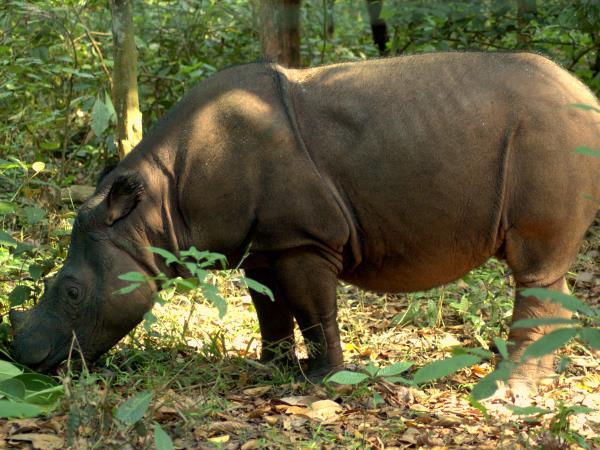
[0,222,598,449]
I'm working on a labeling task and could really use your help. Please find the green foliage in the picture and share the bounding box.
[114,390,153,425]
[154,423,175,450]
[0,361,62,418]
[118,246,272,324]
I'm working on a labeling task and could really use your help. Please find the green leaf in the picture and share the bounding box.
[154,424,175,450]
[377,362,413,378]
[470,366,510,401]
[458,347,494,359]
[520,288,596,317]
[117,283,141,295]
[14,374,62,405]
[568,103,600,113]
[507,405,551,416]
[493,337,509,360]
[29,263,51,281]
[522,328,578,360]
[0,231,17,247]
[24,206,45,225]
[326,370,369,385]
[0,201,16,215]
[143,310,157,332]
[413,354,481,385]
[173,277,198,293]
[9,285,31,307]
[91,96,111,136]
[39,141,60,151]
[511,318,579,329]
[243,278,274,301]
[148,246,178,266]
[202,284,227,318]
[364,363,379,377]
[0,361,22,382]
[179,246,207,261]
[118,271,147,282]
[0,379,26,401]
[575,146,600,158]
[579,327,600,350]
[380,375,412,385]
[115,391,153,425]
[0,400,45,418]
[24,385,63,405]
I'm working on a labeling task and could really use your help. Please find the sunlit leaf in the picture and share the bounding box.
[0,361,22,382]
[243,277,274,301]
[148,246,178,265]
[377,362,413,377]
[326,370,369,385]
[413,354,481,385]
[31,161,45,173]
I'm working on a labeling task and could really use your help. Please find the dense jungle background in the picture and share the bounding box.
[0,0,599,448]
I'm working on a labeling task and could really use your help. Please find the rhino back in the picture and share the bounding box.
[286,53,600,292]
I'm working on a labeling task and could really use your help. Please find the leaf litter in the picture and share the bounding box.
[1,227,598,449]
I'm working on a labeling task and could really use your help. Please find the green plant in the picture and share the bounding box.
[0,359,63,418]
[119,246,273,327]
[510,402,595,449]
[327,361,414,405]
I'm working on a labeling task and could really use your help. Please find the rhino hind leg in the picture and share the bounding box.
[507,276,572,393]
[503,218,583,400]
[271,249,344,381]
[246,268,296,366]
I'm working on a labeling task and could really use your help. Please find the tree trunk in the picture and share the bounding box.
[517,0,536,48]
[259,0,301,67]
[366,0,389,56]
[110,0,142,159]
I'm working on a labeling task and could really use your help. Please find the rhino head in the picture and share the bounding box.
[9,171,162,372]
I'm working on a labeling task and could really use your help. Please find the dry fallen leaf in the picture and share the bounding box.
[242,386,272,396]
[8,433,64,450]
[207,434,230,444]
[209,420,252,434]
[278,396,321,407]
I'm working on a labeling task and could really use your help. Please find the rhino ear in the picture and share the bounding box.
[105,173,144,226]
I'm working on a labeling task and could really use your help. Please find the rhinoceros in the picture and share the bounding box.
[10,52,600,395]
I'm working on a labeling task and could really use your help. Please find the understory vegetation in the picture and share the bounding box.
[1,0,599,448]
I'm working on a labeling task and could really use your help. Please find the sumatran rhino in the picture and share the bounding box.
[10,52,600,396]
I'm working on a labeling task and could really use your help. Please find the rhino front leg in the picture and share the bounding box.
[507,276,572,396]
[245,268,296,365]
[272,249,344,381]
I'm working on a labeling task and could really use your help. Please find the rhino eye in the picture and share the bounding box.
[66,286,80,301]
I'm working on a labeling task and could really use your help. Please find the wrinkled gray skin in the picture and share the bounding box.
[10,53,600,394]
